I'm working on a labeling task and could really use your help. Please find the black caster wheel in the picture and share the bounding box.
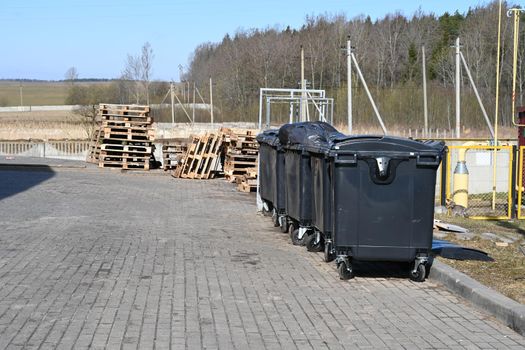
[324,241,335,262]
[337,260,354,280]
[272,210,280,227]
[280,217,289,233]
[262,201,273,216]
[409,264,426,282]
[289,223,303,245]
[305,233,324,252]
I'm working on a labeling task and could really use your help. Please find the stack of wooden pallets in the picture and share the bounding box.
[236,167,258,192]
[161,139,188,171]
[87,104,154,170]
[173,132,222,179]
[221,128,259,191]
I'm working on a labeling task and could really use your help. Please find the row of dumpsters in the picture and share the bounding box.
[256,122,446,281]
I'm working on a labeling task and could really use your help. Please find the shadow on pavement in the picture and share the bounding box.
[0,166,55,201]
[351,261,412,279]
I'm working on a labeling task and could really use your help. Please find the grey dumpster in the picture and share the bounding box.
[308,135,445,281]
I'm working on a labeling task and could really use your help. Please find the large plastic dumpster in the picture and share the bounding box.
[308,135,445,281]
[278,121,338,244]
[256,129,286,228]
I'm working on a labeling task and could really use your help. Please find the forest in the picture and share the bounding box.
[185,1,524,133]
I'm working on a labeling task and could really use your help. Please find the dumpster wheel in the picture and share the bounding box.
[409,263,426,282]
[279,216,289,233]
[289,223,304,245]
[271,209,280,227]
[305,232,324,252]
[324,241,335,262]
[262,201,273,217]
[337,260,354,280]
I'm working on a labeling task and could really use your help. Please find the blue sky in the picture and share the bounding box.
[0,0,496,81]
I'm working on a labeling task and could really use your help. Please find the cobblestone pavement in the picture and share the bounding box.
[0,167,524,349]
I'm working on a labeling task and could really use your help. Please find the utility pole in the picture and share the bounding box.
[192,82,196,123]
[19,82,23,108]
[455,37,461,138]
[422,45,428,137]
[346,38,352,133]
[170,82,175,124]
[300,45,306,122]
[209,77,214,125]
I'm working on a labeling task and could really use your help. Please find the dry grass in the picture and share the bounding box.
[0,121,89,140]
[0,110,79,122]
[435,214,525,304]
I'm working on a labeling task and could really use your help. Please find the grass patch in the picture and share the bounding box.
[0,81,112,106]
[435,214,525,304]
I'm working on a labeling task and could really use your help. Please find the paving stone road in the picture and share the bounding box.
[0,166,524,349]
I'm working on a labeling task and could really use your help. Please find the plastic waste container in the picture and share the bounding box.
[256,129,286,228]
[307,135,445,281]
[278,121,338,245]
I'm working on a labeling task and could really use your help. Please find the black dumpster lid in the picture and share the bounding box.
[256,129,281,146]
[329,135,446,154]
[278,121,340,149]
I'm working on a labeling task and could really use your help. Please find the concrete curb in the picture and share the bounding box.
[429,259,525,336]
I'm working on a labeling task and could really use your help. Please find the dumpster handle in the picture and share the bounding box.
[416,154,440,167]
[334,153,357,165]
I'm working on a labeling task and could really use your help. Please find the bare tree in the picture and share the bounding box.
[64,67,78,85]
[141,42,154,104]
[122,42,154,104]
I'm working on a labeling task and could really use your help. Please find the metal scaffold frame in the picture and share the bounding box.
[258,88,334,129]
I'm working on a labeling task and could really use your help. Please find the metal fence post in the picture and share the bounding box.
[512,145,518,219]
[441,147,448,207]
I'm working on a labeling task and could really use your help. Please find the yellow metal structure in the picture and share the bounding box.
[518,146,525,219]
[452,171,469,207]
[446,145,513,220]
[452,142,489,208]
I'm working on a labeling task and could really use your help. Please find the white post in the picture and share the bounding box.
[455,37,461,138]
[170,82,175,124]
[209,77,214,125]
[258,88,264,129]
[300,45,306,122]
[422,45,428,137]
[347,38,352,134]
[192,82,196,123]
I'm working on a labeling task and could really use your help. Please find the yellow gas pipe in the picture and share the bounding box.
[453,142,489,208]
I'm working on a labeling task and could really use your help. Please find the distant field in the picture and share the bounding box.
[0,80,111,106]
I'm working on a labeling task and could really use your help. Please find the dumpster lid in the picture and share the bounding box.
[329,134,446,154]
[256,129,281,147]
[278,121,340,150]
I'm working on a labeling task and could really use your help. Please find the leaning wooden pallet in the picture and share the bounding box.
[173,133,222,179]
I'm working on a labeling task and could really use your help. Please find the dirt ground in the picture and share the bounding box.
[434,214,525,304]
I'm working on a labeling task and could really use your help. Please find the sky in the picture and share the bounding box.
[0,0,500,81]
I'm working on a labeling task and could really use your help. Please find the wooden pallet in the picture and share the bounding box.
[100,144,152,153]
[218,127,260,191]
[162,140,188,171]
[173,133,222,179]
[99,160,150,170]
[86,121,103,163]
[87,103,155,170]
[237,182,256,193]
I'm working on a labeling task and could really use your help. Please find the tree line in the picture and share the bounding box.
[185,1,524,132]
